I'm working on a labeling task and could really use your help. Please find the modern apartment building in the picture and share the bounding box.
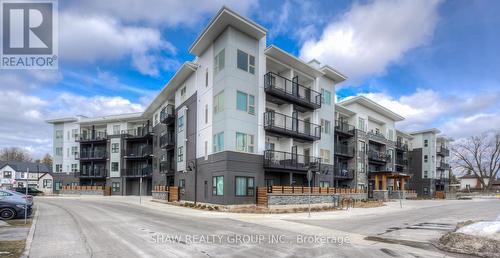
[407,129,451,197]
[46,7,449,203]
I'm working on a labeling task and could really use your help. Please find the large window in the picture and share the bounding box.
[71,146,78,156]
[236,132,254,153]
[111,143,119,153]
[321,119,331,134]
[55,164,62,172]
[214,48,225,74]
[55,147,63,156]
[3,171,12,179]
[321,89,332,105]
[358,118,365,131]
[71,129,78,138]
[55,130,63,139]
[178,116,184,132]
[43,179,52,188]
[424,139,428,147]
[213,91,224,114]
[236,91,255,115]
[235,177,254,196]
[111,162,118,172]
[423,170,428,179]
[71,164,78,172]
[237,49,255,74]
[113,125,121,135]
[212,176,224,196]
[320,149,331,163]
[112,182,120,192]
[213,132,224,152]
[177,146,184,162]
[388,129,394,141]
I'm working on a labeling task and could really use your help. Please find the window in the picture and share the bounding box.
[72,129,78,138]
[358,140,366,154]
[214,48,225,74]
[111,162,118,172]
[424,139,428,147]
[235,177,254,196]
[71,146,78,156]
[320,181,330,188]
[55,130,63,139]
[423,187,429,195]
[321,119,331,134]
[388,129,394,141]
[154,114,159,125]
[237,49,255,74]
[358,161,365,173]
[3,171,12,179]
[71,164,78,172]
[205,68,209,87]
[180,86,186,101]
[205,104,209,124]
[236,91,255,115]
[321,89,332,105]
[177,146,184,162]
[112,143,119,153]
[112,182,120,192]
[212,176,224,196]
[320,149,331,163]
[55,147,63,156]
[43,179,52,188]
[179,179,185,189]
[67,131,70,140]
[424,170,428,179]
[178,116,184,132]
[358,118,365,131]
[113,125,121,135]
[55,164,62,172]
[213,91,224,114]
[424,155,428,163]
[236,132,254,153]
[213,132,224,152]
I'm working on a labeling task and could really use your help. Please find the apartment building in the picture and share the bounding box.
[407,129,451,197]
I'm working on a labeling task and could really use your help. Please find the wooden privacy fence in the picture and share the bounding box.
[153,186,179,202]
[61,185,111,196]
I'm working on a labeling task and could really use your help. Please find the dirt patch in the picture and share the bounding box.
[0,240,25,257]
[353,200,384,208]
[438,232,500,258]
[5,219,32,228]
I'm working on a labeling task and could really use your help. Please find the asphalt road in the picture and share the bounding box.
[28,197,499,258]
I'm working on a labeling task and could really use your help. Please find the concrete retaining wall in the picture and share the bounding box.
[152,191,168,201]
[268,193,338,206]
[61,189,106,195]
[340,193,368,201]
[388,191,417,199]
[373,190,389,201]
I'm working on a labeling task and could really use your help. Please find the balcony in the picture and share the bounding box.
[76,131,107,142]
[122,166,152,177]
[75,150,107,160]
[395,157,409,166]
[437,161,450,170]
[334,120,355,137]
[264,72,321,111]
[334,143,355,158]
[263,150,321,172]
[395,141,409,151]
[263,111,321,141]
[160,131,175,149]
[123,145,153,159]
[122,127,153,140]
[368,150,391,163]
[437,146,450,157]
[160,159,174,174]
[333,167,354,180]
[367,131,387,144]
[160,104,175,125]
[77,168,107,178]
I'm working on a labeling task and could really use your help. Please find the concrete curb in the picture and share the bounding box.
[21,203,39,258]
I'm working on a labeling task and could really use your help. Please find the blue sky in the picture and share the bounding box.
[0,0,499,158]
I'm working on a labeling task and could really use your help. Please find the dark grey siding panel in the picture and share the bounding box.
[51,172,79,193]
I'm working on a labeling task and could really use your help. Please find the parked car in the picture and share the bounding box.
[9,190,34,205]
[15,187,43,196]
[0,190,32,220]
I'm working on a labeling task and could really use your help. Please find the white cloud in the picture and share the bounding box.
[350,89,500,138]
[62,0,257,27]
[300,0,442,81]
[60,13,177,76]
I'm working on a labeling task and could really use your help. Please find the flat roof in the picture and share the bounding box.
[339,96,405,121]
[189,6,267,56]
[78,112,144,125]
[396,130,414,139]
[335,104,356,116]
[409,128,441,135]
[45,116,81,124]
[320,65,347,83]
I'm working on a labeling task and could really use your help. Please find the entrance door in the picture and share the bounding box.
[291,146,298,167]
[292,111,298,132]
[304,118,310,136]
[303,148,310,166]
[292,76,299,97]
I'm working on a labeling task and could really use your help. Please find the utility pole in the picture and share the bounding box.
[307,169,312,218]
[25,167,29,224]
[139,177,142,205]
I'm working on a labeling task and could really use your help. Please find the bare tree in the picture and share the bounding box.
[40,153,53,168]
[452,131,500,190]
[0,147,33,162]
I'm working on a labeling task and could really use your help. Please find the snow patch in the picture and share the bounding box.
[457,217,500,240]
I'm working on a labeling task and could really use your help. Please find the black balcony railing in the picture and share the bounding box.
[160,131,175,149]
[263,111,321,141]
[368,150,391,163]
[333,167,354,180]
[367,131,387,143]
[77,131,107,142]
[160,104,175,124]
[122,166,152,177]
[160,159,174,173]
[334,120,355,136]
[334,143,355,157]
[264,72,321,110]
[123,145,153,159]
[76,149,107,160]
[78,168,107,178]
[437,161,450,170]
[437,146,450,157]
[395,141,409,151]
[263,150,321,171]
[395,157,408,166]
[122,127,153,139]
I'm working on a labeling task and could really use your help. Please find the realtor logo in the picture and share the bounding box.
[1,0,58,69]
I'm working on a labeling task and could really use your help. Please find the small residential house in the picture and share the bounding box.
[0,161,53,194]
